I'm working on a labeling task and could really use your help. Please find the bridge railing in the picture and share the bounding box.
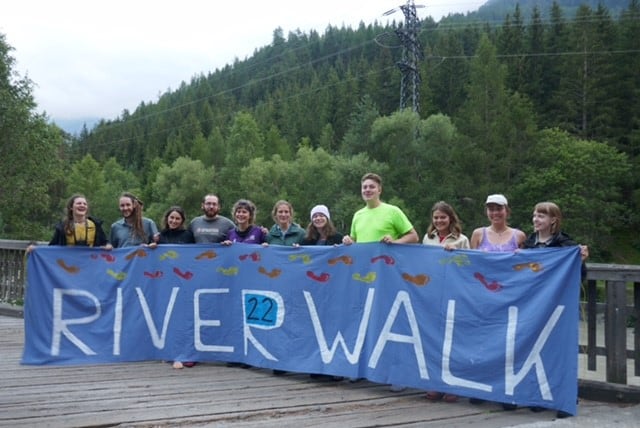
[580,263,640,402]
[1,240,638,400]
[0,240,34,305]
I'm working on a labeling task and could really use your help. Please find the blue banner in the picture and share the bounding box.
[22,243,581,414]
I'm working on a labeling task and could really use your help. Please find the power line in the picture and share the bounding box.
[71,12,640,154]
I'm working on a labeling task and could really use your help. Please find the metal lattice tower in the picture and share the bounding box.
[385,1,423,112]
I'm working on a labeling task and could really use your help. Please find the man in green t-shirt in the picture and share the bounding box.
[342,172,419,391]
[342,172,419,245]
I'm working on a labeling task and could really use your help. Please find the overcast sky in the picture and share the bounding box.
[2,0,485,122]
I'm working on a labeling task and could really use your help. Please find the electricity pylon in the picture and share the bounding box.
[384,1,424,113]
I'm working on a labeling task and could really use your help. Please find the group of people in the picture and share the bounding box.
[30,173,588,417]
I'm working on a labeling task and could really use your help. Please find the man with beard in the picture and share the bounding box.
[189,194,235,243]
[110,192,159,248]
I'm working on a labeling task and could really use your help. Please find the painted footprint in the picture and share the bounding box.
[107,269,127,281]
[56,259,79,274]
[258,266,282,278]
[217,266,239,276]
[402,273,430,286]
[353,271,377,284]
[328,255,353,266]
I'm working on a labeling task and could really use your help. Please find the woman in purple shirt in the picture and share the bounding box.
[470,194,525,252]
[469,194,525,410]
[222,199,266,245]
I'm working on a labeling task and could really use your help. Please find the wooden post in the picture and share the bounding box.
[605,280,627,384]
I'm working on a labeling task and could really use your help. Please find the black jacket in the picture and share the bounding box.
[49,216,109,247]
[301,232,343,246]
[523,231,587,280]
[158,228,195,244]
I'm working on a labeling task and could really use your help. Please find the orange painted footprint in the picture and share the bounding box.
[196,250,217,260]
[328,255,353,266]
[258,266,282,279]
[125,249,147,260]
[402,273,430,287]
[513,262,543,272]
[56,259,80,274]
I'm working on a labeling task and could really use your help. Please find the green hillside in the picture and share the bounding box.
[1,1,639,263]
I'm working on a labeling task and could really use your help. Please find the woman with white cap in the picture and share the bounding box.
[469,194,526,410]
[300,204,344,381]
[301,204,343,246]
[470,194,526,252]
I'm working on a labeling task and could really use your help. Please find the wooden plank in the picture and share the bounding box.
[2,315,639,427]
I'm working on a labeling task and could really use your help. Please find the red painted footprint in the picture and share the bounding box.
[239,252,261,262]
[100,253,116,263]
[173,267,194,280]
[306,271,330,283]
[371,255,395,265]
[473,272,503,292]
[144,271,163,279]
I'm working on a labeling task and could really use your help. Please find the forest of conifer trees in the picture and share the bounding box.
[1,1,639,262]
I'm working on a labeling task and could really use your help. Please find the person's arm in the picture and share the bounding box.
[109,227,118,249]
[469,228,482,249]
[383,228,419,244]
[515,229,527,248]
[150,221,160,244]
[95,222,112,250]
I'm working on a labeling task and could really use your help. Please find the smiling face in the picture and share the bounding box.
[234,207,251,227]
[485,203,508,227]
[119,196,135,219]
[532,210,555,235]
[71,197,88,219]
[432,209,451,236]
[361,178,381,205]
[312,212,328,229]
[166,210,184,230]
[202,195,220,218]
[275,203,292,228]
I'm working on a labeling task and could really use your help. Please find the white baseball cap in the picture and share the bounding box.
[485,194,508,206]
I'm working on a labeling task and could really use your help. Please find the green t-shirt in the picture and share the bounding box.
[350,202,414,243]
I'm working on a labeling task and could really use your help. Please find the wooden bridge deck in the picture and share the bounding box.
[1,316,638,428]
